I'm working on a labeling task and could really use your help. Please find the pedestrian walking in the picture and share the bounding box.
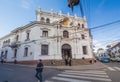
[65,55,68,66]
[35,59,44,82]
[68,57,72,66]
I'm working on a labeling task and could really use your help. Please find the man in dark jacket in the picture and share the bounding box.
[35,59,44,82]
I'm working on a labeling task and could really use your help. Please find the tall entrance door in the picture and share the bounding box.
[62,44,72,59]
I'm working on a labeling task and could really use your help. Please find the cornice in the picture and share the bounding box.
[11,21,56,33]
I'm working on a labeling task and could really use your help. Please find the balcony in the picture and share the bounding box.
[9,41,21,48]
[2,43,10,48]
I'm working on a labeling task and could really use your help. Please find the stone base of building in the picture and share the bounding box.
[7,58,96,66]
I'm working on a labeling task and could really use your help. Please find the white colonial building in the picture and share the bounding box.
[0,8,93,62]
[107,42,120,57]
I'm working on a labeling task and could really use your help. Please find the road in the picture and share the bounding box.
[0,62,120,82]
[103,62,120,82]
[0,64,61,82]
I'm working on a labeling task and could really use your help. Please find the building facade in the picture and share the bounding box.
[0,8,93,62]
[107,42,120,57]
[96,48,105,56]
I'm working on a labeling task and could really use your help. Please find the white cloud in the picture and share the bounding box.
[21,0,33,9]
[93,40,105,52]
[93,40,102,47]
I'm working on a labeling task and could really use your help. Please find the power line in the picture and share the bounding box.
[81,1,120,47]
[79,0,84,17]
[94,37,120,45]
[91,22,120,31]
[68,0,120,46]
[94,38,120,46]
[91,20,120,30]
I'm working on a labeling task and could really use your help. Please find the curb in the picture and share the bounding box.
[0,63,35,68]
[0,62,106,71]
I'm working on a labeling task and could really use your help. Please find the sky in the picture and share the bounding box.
[0,0,120,51]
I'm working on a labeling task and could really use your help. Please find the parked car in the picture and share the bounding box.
[110,55,120,62]
[96,54,110,62]
[101,57,110,63]
[110,57,116,62]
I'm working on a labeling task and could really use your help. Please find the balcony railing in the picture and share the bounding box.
[9,41,21,48]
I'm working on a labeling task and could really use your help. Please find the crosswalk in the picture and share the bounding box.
[45,70,112,82]
[106,66,120,71]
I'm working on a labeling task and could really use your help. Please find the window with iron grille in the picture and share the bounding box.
[14,49,17,58]
[83,46,87,55]
[41,45,48,55]
[42,31,48,37]
[5,50,8,59]
[24,47,28,57]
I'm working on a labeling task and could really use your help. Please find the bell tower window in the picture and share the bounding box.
[63,30,69,38]
[46,18,50,23]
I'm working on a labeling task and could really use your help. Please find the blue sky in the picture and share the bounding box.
[0,0,120,50]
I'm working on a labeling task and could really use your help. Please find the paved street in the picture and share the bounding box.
[0,62,120,82]
[0,64,61,82]
[45,62,120,82]
[45,69,111,82]
[103,62,120,82]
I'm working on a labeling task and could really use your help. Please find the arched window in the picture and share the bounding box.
[46,18,50,23]
[41,17,45,22]
[63,30,69,38]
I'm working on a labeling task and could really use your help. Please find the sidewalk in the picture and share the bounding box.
[2,62,106,71]
[45,62,106,70]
